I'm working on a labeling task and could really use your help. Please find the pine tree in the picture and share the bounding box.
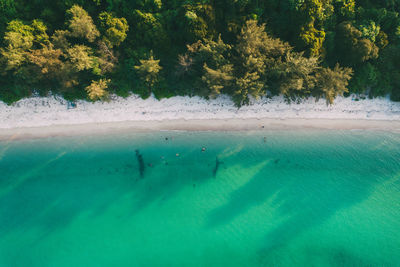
[234,20,268,105]
[202,63,234,97]
[315,64,353,104]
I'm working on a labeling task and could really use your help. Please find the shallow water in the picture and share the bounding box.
[0,130,400,266]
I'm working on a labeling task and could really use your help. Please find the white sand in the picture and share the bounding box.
[1,118,400,142]
[1,93,400,140]
[1,94,400,129]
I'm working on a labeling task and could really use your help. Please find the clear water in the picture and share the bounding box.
[0,130,400,266]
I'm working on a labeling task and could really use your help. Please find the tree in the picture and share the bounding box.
[51,30,70,50]
[66,44,94,71]
[335,21,379,66]
[1,0,400,105]
[349,63,379,95]
[234,20,269,105]
[132,10,169,51]
[234,20,296,105]
[1,20,34,71]
[335,0,355,19]
[176,54,193,77]
[27,44,64,79]
[67,5,99,42]
[202,63,233,97]
[0,5,127,101]
[273,52,320,98]
[235,20,268,74]
[179,35,232,96]
[31,19,49,45]
[98,12,129,48]
[0,19,51,76]
[186,35,231,70]
[180,3,216,43]
[377,44,400,101]
[300,20,325,57]
[183,10,209,42]
[134,52,162,94]
[95,40,117,74]
[296,0,333,57]
[234,71,264,105]
[299,0,334,22]
[314,64,353,104]
[85,78,110,100]
[0,0,17,41]
[376,31,388,49]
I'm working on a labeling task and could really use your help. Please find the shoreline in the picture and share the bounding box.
[1,94,400,128]
[1,94,400,140]
[1,118,400,141]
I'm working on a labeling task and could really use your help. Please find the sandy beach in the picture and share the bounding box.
[1,93,400,140]
[1,118,400,141]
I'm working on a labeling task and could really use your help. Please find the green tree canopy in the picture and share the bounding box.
[67,5,99,42]
[99,12,129,48]
[134,52,163,94]
[335,21,379,66]
[86,78,110,100]
[314,64,353,104]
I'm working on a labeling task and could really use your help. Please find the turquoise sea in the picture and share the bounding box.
[0,130,400,266]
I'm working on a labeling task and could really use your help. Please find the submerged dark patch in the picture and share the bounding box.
[135,149,145,178]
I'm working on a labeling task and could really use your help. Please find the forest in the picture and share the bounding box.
[1,0,400,106]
